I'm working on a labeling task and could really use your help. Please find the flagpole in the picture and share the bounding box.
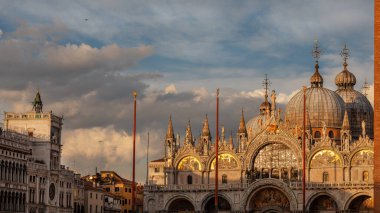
[214,88,219,212]
[132,91,137,213]
[302,86,306,212]
[146,132,149,185]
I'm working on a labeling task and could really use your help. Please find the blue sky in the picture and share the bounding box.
[0,0,374,181]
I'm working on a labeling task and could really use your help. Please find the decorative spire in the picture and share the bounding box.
[185,120,193,145]
[228,131,234,149]
[342,110,350,130]
[32,90,43,113]
[260,74,272,114]
[238,109,247,136]
[166,115,175,139]
[201,114,211,138]
[310,40,323,88]
[340,43,350,67]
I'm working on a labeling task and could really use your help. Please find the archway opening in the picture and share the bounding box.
[309,195,337,211]
[251,143,298,181]
[247,187,290,212]
[167,198,195,212]
[348,195,373,211]
[204,196,231,212]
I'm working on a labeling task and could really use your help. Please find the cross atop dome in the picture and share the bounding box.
[312,39,321,63]
[262,74,271,101]
[340,43,350,64]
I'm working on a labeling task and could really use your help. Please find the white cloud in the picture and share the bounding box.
[164,84,177,94]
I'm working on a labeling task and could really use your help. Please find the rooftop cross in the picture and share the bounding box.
[312,40,321,63]
[362,78,370,97]
[262,74,271,101]
[340,44,350,64]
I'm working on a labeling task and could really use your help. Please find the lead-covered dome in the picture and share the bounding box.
[286,63,345,129]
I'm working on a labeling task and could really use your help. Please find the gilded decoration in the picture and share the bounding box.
[250,188,290,211]
[210,153,238,170]
[310,150,341,167]
[254,143,297,170]
[177,156,202,171]
[351,150,373,166]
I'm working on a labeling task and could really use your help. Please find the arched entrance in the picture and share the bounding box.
[247,187,290,212]
[309,195,338,211]
[167,198,195,212]
[203,196,231,212]
[348,195,373,211]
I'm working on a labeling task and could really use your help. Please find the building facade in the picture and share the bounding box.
[1,91,75,213]
[144,45,374,212]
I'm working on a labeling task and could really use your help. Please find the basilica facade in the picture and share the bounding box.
[144,45,374,212]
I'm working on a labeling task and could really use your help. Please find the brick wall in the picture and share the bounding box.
[374,1,380,211]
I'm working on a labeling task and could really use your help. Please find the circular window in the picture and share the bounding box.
[49,183,56,200]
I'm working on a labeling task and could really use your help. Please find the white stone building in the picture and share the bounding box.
[2,91,75,213]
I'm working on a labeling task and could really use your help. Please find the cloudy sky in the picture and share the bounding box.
[0,0,374,182]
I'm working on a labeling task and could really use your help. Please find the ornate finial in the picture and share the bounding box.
[202,114,211,138]
[362,78,370,97]
[166,114,174,139]
[340,43,350,66]
[133,91,138,99]
[312,40,321,63]
[262,74,271,101]
[32,89,43,113]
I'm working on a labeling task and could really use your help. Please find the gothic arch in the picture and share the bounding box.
[206,151,241,171]
[240,179,297,211]
[306,191,341,210]
[344,191,373,210]
[245,132,302,169]
[164,194,196,211]
[348,147,374,166]
[200,192,233,211]
[308,148,343,168]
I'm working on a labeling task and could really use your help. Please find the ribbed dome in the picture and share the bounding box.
[335,63,356,89]
[285,87,345,129]
[336,88,374,138]
[246,114,267,137]
[310,64,323,88]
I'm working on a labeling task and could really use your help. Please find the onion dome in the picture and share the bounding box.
[286,42,345,129]
[259,74,272,114]
[335,62,356,89]
[310,64,323,88]
[201,114,211,138]
[335,44,373,139]
[259,101,271,114]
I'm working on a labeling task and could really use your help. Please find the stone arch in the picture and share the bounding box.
[349,147,374,166]
[344,192,373,210]
[206,151,240,171]
[146,198,156,212]
[174,155,203,171]
[307,192,340,211]
[201,192,232,211]
[240,179,297,211]
[308,148,343,168]
[245,133,302,170]
[165,195,196,212]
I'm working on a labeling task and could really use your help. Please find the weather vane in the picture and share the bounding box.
[262,74,271,99]
[340,44,350,64]
[312,40,321,63]
[362,78,370,97]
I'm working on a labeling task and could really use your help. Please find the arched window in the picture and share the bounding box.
[222,174,227,184]
[328,131,334,139]
[363,171,369,182]
[314,131,321,138]
[323,172,329,182]
[187,175,192,185]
